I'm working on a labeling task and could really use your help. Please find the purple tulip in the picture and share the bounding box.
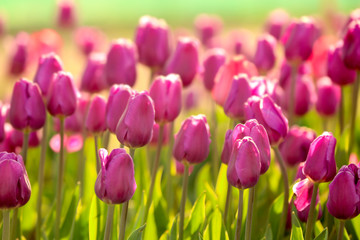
[0,151,31,209]
[327,164,360,219]
[315,77,341,116]
[253,34,277,73]
[8,32,29,76]
[175,160,194,175]
[74,27,105,56]
[165,37,200,87]
[95,148,136,204]
[150,123,169,146]
[227,137,261,189]
[149,74,182,123]
[85,95,107,133]
[279,126,316,166]
[80,53,107,93]
[33,52,64,96]
[194,14,223,47]
[9,79,46,130]
[64,95,89,133]
[116,91,155,148]
[106,84,134,133]
[265,9,290,40]
[303,132,337,183]
[105,39,137,87]
[47,71,78,117]
[173,115,211,164]
[202,48,226,91]
[57,0,76,28]
[135,16,170,68]
[278,60,312,88]
[327,41,356,86]
[342,20,360,69]
[0,105,4,143]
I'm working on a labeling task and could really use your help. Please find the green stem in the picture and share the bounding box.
[339,87,344,134]
[245,187,255,240]
[273,146,289,240]
[55,117,65,240]
[21,130,30,165]
[102,130,110,149]
[337,220,345,240]
[179,163,190,240]
[118,201,129,240]
[120,143,124,148]
[288,64,298,126]
[2,210,10,240]
[348,71,360,155]
[36,115,48,240]
[234,189,243,240]
[223,182,232,225]
[211,99,219,183]
[304,183,319,240]
[104,205,115,240]
[322,117,328,132]
[95,135,100,173]
[143,124,164,223]
[165,122,175,213]
[78,130,87,198]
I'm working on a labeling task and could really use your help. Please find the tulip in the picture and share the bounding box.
[226,30,252,57]
[106,84,134,133]
[278,60,312,88]
[149,74,182,123]
[33,52,64,96]
[194,14,223,47]
[80,53,107,93]
[165,37,200,87]
[64,95,89,133]
[150,123,169,146]
[309,36,335,79]
[8,32,29,76]
[74,27,105,56]
[265,9,290,40]
[9,79,46,131]
[57,0,76,28]
[105,39,137,87]
[202,48,226,91]
[135,16,170,68]
[253,34,277,74]
[175,160,194,175]
[86,95,107,133]
[183,90,198,111]
[295,162,306,180]
[315,77,341,117]
[0,104,4,143]
[279,126,316,167]
[342,20,360,70]
[116,91,155,149]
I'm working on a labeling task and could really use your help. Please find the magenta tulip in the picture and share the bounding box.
[57,0,76,28]
[86,95,107,133]
[80,53,107,93]
[342,20,360,69]
[194,14,223,47]
[315,77,341,116]
[8,32,29,76]
[253,34,277,73]
[202,48,226,91]
[265,9,290,40]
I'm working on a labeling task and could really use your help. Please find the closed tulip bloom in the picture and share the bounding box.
[80,53,107,93]
[106,84,134,133]
[116,91,155,148]
[149,74,182,123]
[279,126,316,166]
[74,27,105,56]
[342,20,360,69]
[173,115,211,164]
[33,52,63,96]
[105,39,137,87]
[57,0,76,28]
[86,95,107,133]
[253,34,277,73]
[194,14,223,47]
[227,137,261,189]
[64,95,89,133]
[245,95,288,145]
[135,16,170,68]
[282,17,319,64]
[47,71,78,117]
[303,132,337,182]
[327,164,360,219]
[165,37,200,87]
[150,123,169,146]
[327,41,356,86]
[9,79,46,130]
[9,32,29,76]
[95,148,136,204]
[0,152,31,209]
[315,77,341,116]
[224,74,252,121]
[202,48,226,91]
[265,9,290,40]
[278,60,312,88]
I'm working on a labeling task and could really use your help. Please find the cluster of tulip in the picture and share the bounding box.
[0,1,360,240]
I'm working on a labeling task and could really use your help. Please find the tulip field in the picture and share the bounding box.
[1,1,360,240]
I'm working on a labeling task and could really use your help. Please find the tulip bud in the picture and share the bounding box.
[74,27,105,56]
[47,71,78,117]
[227,137,261,189]
[315,77,341,116]
[224,74,252,121]
[116,91,155,148]
[327,41,356,86]
[63,95,89,133]
[80,53,107,93]
[342,20,360,69]
[327,164,360,219]
[8,32,29,76]
[245,95,288,145]
[149,74,182,123]
[202,48,226,91]
[278,60,312,88]
[9,79,46,130]
[86,95,107,133]
[303,132,337,182]
[106,84,134,133]
[105,39,137,87]
[150,123,169,146]
[279,126,316,167]
[135,16,170,68]
[0,152,31,209]
[165,37,200,87]
[265,9,290,40]
[95,148,136,204]
[282,17,319,64]
[57,0,76,28]
[194,14,223,47]
[253,34,277,73]
[33,53,64,96]
[173,115,211,164]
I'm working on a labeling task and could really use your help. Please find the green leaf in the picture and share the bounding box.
[350,215,360,238]
[215,164,228,212]
[185,192,206,236]
[314,228,328,240]
[290,212,304,240]
[127,224,146,240]
[60,185,80,238]
[260,225,272,240]
[89,196,102,240]
[170,215,178,240]
[203,208,229,240]
[268,193,283,239]
[143,200,158,240]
